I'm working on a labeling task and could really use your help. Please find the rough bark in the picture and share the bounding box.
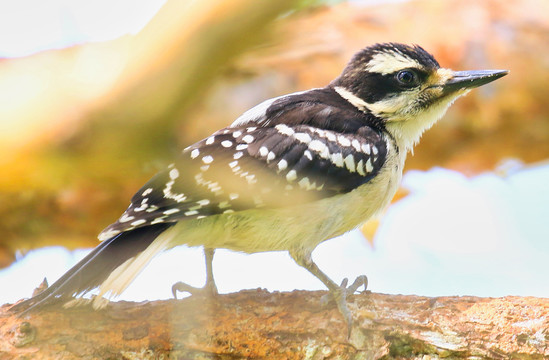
[1,291,547,359]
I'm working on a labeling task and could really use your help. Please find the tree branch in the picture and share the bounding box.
[2,291,547,359]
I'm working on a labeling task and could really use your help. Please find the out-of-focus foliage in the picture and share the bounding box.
[0,0,547,265]
[0,0,298,265]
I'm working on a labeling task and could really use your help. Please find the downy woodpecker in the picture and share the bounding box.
[12,43,508,332]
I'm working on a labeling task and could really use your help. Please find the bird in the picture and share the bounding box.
[11,43,508,333]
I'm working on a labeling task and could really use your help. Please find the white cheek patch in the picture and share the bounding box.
[364,90,419,118]
[365,51,422,75]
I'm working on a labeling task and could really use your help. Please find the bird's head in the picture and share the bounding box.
[331,43,508,151]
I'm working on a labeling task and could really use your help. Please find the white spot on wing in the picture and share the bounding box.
[190,149,200,159]
[275,124,295,136]
[338,135,351,147]
[164,172,187,203]
[202,155,214,164]
[119,214,135,223]
[286,170,297,182]
[221,140,233,148]
[357,159,366,176]
[344,154,356,172]
[298,177,314,190]
[331,153,344,167]
[151,216,167,224]
[325,132,336,142]
[242,134,254,143]
[98,229,120,241]
[308,140,329,159]
[133,204,148,212]
[146,205,158,213]
[142,188,153,197]
[277,159,288,171]
[163,208,180,215]
[365,158,374,172]
[130,219,147,226]
[294,132,312,144]
[351,139,361,152]
[169,168,179,180]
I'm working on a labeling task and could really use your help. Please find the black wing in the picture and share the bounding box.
[99,94,387,240]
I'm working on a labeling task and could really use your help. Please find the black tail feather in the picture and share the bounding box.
[10,223,174,314]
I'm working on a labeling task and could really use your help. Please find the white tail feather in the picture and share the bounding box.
[92,227,176,309]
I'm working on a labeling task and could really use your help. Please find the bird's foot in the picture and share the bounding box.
[172,280,218,299]
[320,275,368,338]
[320,275,368,306]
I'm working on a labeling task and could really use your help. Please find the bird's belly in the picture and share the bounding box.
[174,153,404,254]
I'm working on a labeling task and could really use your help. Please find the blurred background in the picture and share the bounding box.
[1,0,548,305]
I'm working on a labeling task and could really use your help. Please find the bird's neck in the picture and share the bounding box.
[386,95,462,153]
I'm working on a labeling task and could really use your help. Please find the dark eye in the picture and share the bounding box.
[396,69,418,86]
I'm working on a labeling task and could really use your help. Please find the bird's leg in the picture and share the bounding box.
[290,249,368,337]
[172,247,218,298]
[203,247,218,295]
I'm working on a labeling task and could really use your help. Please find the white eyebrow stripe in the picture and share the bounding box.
[365,50,422,75]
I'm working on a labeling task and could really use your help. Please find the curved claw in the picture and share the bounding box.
[348,275,368,294]
[172,282,202,299]
[172,281,218,299]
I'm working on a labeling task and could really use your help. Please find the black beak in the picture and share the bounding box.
[443,70,509,94]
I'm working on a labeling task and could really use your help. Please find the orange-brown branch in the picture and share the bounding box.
[2,291,547,359]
